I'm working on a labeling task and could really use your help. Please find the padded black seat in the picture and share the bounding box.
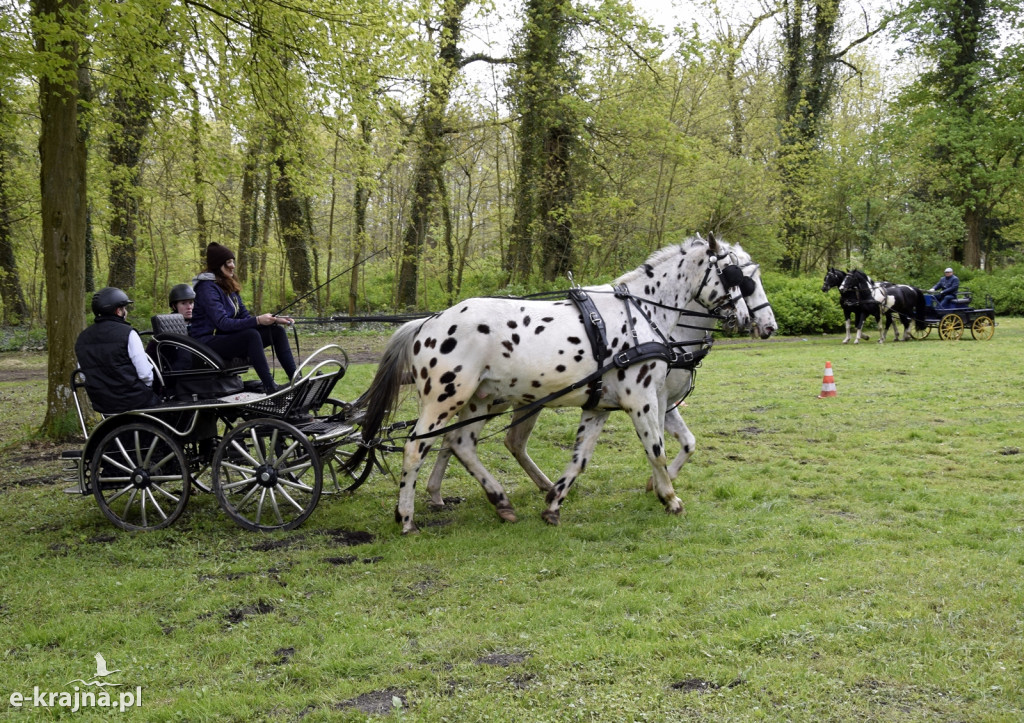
[149,314,252,400]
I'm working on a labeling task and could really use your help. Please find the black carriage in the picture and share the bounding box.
[909,290,996,341]
[60,317,374,532]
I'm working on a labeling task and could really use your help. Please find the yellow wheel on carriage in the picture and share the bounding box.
[939,313,964,340]
[971,315,995,340]
[909,324,931,340]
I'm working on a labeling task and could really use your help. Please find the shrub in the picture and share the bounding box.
[762,272,846,335]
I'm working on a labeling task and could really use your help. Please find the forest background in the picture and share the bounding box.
[1,0,1022,437]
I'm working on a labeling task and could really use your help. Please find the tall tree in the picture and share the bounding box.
[32,0,89,439]
[892,0,1024,268]
[396,0,470,308]
[506,0,579,283]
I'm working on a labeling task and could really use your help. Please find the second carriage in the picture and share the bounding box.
[909,290,996,341]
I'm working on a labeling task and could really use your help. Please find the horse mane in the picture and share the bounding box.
[614,236,709,286]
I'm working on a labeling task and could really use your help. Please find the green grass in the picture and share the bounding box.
[1,322,1023,720]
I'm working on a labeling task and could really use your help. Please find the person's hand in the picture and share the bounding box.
[258,313,293,326]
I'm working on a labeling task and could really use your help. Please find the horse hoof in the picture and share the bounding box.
[496,506,518,523]
[645,478,654,492]
[402,524,421,535]
[664,499,684,515]
[541,509,560,526]
[428,500,446,511]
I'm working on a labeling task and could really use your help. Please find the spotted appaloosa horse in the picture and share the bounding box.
[424,240,777,506]
[823,268,883,344]
[839,270,926,343]
[349,235,749,533]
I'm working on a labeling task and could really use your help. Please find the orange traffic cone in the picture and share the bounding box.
[817,362,837,398]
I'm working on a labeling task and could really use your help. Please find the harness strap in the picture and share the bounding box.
[568,288,610,409]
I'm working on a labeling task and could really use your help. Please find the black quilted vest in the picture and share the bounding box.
[75,316,160,413]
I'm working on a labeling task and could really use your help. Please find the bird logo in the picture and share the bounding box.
[67,653,123,687]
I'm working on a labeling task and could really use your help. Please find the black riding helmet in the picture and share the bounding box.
[168,283,196,310]
[91,287,133,316]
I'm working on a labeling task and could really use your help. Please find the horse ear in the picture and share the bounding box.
[707,232,719,254]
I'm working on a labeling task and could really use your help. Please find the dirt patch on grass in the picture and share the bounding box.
[670,678,743,693]
[225,600,275,624]
[333,688,407,715]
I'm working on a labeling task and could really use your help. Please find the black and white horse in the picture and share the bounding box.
[347,235,750,533]
[423,240,777,509]
[838,270,926,343]
[822,268,882,344]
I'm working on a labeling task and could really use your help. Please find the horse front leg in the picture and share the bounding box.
[664,405,696,481]
[541,410,610,526]
[628,396,680,516]
[877,313,888,344]
[842,314,852,344]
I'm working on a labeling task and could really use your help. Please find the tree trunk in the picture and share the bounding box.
[237,146,260,284]
[507,0,577,284]
[274,154,313,297]
[190,85,207,252]
[0,106,29,324]
[33,0,89,439]
[350,117,372,317]
[964,206,983,269]
[395,0,468,309]
[106,87,152,290]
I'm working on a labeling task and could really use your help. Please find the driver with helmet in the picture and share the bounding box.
[75,287,161,413]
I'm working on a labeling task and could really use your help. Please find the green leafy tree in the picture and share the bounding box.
[890,0,1024,268]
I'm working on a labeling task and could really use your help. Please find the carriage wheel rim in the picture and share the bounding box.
[212,419,322,531]
[971,316,994,340]
[90,422,190,531]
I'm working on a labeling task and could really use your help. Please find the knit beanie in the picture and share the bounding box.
[206,243,236,273]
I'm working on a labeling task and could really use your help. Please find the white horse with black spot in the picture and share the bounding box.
[424,239,776,506]
[346,235,750,534]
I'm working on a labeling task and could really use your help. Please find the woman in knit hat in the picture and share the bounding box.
[190,242,296,394]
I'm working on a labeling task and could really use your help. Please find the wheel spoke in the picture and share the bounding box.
[274,485,306,512]
[145,488,169,521]
[268,489,285,524]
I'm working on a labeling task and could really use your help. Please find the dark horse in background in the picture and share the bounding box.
[838,269,927,343]
[822,268,883,344]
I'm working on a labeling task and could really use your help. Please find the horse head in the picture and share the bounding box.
[715,239,776,339]
[822,268,846,292]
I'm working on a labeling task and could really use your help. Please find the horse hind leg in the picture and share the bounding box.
[663,406,696,483]
[541,410,610,525]
[504,409,553,493]
[446,418,518,524]
[425,396,511,508]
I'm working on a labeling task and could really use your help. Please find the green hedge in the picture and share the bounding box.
[762,272,846,335]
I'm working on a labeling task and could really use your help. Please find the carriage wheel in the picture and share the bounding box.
[938,314,964,340]
[323,444,376,494]
[90,423,190,531]
[212,419,322,531]
[971,315,995,340]
[908,324,931,340]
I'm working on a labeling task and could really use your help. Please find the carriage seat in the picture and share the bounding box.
[149,314,253,400]
[149,314,250,374]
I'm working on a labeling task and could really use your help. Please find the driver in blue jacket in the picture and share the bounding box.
[930,267,959,309]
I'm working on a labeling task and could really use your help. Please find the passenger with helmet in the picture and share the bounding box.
[190,243,296,394]
[168,283,196,321]
[75,287,161,414]
[146,283,197,370]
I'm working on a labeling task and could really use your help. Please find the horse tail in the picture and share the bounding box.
[914,287,927,330]
[342,319,422,473]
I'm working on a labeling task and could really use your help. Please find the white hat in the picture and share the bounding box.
[944,267,953,273]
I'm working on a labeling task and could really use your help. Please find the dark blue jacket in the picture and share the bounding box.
[189,272,259,342]
[932,274,959,301]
